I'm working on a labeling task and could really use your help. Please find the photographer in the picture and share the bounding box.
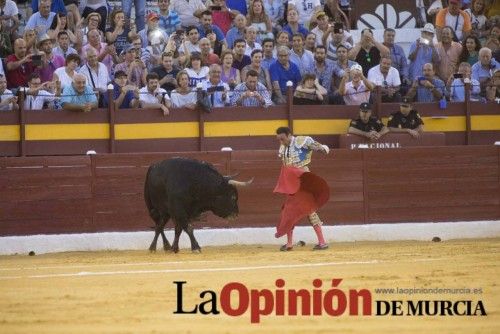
[231,69,272,107]
[139,73,171,116]
[104,70,139,109]
[201,64,230,108]
[408,23,440,81]
[406,63,446,103]
[448,62,481,102]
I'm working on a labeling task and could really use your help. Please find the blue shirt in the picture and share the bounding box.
[388,43,409,80]
[450,78,481,101]
[415,78,446,103]
[408,42,439,81]
[25,12,57,39]
[158,10,181,35]
[270,61,302,94]
[471,60,499,83]
[261,55,276,71]
[227,0,247,15]
[282,24,309,39]
[31,0,67,15]
[104,83,135,109]
[197,24,226,42]
[306,60,344,93]
[226,27,245,49]
[289,49,314,76]
[60,84,98,106]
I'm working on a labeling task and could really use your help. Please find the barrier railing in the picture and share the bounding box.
[0,85,499,157]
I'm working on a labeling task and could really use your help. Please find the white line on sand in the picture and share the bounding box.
[0,260,223,272]
[0,260,381,280]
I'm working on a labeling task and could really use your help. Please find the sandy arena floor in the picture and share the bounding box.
[0,238,499,334]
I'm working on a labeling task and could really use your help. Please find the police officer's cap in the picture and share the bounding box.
[359,102,371,112]
[400,97,411,106]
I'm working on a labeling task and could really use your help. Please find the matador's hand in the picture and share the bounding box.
[321,144,330,154]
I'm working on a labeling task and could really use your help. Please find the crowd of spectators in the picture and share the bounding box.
[0,0,499,113]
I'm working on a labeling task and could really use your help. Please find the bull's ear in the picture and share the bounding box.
[223,172,240,181]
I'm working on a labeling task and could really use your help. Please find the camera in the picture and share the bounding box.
[453,73,463,79]
[210,5,222,11]
[420,37,430,45]
[417,76,426,85]
[32,54,42,66]
[333,22,343,34]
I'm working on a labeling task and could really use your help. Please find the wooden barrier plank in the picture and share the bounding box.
[369,205,499,222]
[0,199,93,220]
[1,184,92,202]
[0,218,95,236]
[368,189,499,209]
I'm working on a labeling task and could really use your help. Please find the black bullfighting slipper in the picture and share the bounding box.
[312,243,329,250]
[280,244,293,251]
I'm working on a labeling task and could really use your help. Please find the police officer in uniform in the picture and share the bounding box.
[348,102,389,141]
[387,97,424,138]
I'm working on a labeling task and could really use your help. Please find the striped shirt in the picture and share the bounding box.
[158,10,182,35]
[231,82,272,107]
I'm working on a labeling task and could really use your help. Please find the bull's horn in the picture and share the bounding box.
[223,172,240,180]
[228,177,254,187]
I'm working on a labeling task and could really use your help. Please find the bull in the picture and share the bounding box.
[144,157,253,253]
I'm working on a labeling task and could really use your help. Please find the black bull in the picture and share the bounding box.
[144,157,253,253]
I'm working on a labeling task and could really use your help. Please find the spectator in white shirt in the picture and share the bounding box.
[339,64,375,105]
[287,0,321,26]
[52,31,78,59]
[171,70,198,109]
[0,0,20,40]
[0,74,18,111]
[78,47,110,106]
[24,73,61,110]
[139,73,171,115]
[367,55,402,102]
[202,64,230,108]
[244,26,262,57]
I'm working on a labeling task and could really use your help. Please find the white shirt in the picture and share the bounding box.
[138,87,169,105]
[202,80,230,107]
[288,0,321,25]
[343,81,371,106]
[180,41,201,54]
[245,42,262,57]
[24,89,57,110]
[54,67,75,89]
[367,65,401,87]
[52,46,78,59]
[78,63,110,93]
[169,0,206,27]
[170,90,197,108]
[185,67,209,87]
[0,0,18,30]
[0,89,15,111]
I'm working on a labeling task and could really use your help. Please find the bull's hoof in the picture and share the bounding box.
[148,246,157,253]
[163,244,171,252]
[171,247,179,254]
[191,248,202,253]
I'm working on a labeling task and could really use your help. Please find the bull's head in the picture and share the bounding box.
[211,177,253,219]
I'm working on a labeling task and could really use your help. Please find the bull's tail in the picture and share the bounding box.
[144,165,154,216]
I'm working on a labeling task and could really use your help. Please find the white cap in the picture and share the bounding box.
[350,64,363,73]
[221,147,233,152]
[86,150,97,155]
[422,23,435,34]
